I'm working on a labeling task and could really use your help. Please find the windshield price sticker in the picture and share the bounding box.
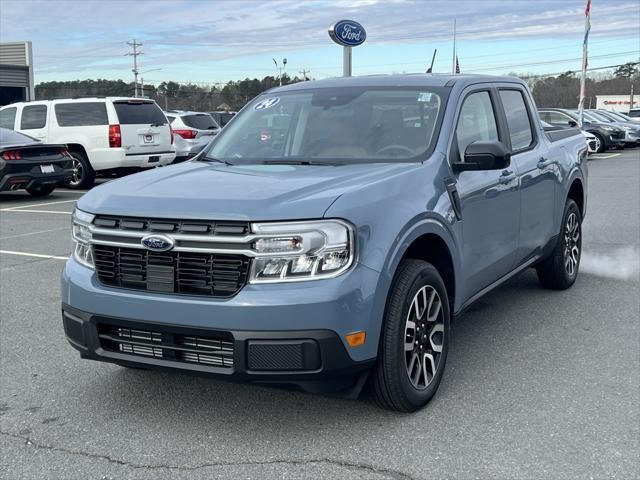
[254,97,280,110]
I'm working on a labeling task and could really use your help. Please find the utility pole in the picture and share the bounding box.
[299,69,310,81]
[272,58,287,86]
[126,39,143,97]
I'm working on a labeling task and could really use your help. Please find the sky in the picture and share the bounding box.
[0,0,638,87]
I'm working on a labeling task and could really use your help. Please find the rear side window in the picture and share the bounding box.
[113,101,167,125]
[20,105,47,130]
[0,107,17,129]
[499,90,533,151]
[455,91,499,159]
[55,102,108,126]
[629,110,640,118]
[182,114,217,130]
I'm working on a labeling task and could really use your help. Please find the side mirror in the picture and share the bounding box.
[452,141,511,172]
[568,120,578,127]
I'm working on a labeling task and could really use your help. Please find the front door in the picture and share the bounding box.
[451,89,521,300]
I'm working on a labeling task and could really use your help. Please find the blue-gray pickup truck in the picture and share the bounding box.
[62,74,587,412]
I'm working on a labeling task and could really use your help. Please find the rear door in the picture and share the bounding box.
[112,100,171,155]
[498,87,557,264]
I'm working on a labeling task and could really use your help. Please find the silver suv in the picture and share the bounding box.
[165,111,220,162]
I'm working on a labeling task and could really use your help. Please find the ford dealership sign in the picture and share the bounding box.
[329,20,366,47]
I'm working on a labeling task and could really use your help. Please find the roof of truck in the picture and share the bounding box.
[268,73,526,93]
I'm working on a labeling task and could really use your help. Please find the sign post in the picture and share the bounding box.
[329,20,366,77]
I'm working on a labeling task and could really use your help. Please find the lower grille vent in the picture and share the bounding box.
[98,324,234,369]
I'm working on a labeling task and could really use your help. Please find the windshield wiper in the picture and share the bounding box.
[261,159,335,166]
[200,155,233,166]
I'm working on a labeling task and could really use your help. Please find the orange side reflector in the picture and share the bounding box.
[345,331,366,348]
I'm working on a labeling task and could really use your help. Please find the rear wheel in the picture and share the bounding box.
[369,259,450,412]
[536,199,582,290]
[26,185,55,197]
[67,151,95,189]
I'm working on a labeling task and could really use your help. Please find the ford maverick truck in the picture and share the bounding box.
[62,75,587,412]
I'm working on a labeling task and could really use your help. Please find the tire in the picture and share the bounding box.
[26,185,55,197]
[593,133,606,153]
[369,259,450,412]
[67,150,95,189]
[536,199,582,290]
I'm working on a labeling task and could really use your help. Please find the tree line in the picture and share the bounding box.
[35,74,306,111]
[34,62,639,112]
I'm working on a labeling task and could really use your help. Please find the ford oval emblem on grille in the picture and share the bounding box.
[141,234,174,252]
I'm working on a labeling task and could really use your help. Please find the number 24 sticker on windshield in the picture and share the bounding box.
[254,97,280,110]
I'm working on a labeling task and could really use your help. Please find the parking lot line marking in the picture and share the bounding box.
[0,209,72,215]
[2,199,78,211]
[592,153,621,159]
[0,250,68,261]
[0,227,69,240]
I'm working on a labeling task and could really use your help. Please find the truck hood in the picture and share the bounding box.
[77,160,418,221]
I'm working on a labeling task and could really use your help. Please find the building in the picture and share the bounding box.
[596,94,638,113]
[0,41,35,106]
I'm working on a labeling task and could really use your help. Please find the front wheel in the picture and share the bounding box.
[593,133,606,153]
[536,199,582,290]
[369,259,450,412]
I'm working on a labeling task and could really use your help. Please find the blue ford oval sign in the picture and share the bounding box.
[141,234,174,252]
[329,20,366,47]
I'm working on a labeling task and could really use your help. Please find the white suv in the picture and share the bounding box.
[0,98,175,188]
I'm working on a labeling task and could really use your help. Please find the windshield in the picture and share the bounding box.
[205,87,447,164]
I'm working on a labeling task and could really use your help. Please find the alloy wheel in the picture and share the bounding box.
[69,156,84,187]
[593,136,601,152]
[564,212,580,276]
[404,285,444,390]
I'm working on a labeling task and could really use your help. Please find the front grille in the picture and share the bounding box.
[93,215,250,236]
[93,246,249,297]
[98,324,233,368]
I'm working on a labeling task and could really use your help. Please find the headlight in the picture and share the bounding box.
[601,126,614,131]
[249,220,355,283]
[72,208,95,269]
[620,125,631,131]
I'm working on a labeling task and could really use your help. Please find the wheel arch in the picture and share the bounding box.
[567,177,585,218]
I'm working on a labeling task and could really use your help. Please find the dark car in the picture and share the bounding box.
[208,111,236,128]
[0,128,73,196]
[538,108,625,153]
[588,109,640,146]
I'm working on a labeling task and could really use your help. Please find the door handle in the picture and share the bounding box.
[498,170,517,185]
[537,157,554,169]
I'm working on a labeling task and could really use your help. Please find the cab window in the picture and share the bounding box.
[499,90,533,151]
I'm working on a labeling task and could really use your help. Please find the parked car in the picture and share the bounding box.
[587,109,640,146]
[540,120,598,153]
[538,108,625,153]
[0,98,175,189]
[628,108,640,119]
[62,74,587,412]
[165,111,219,162]
[0,128,73,196]
[208,111,236,128]
[602,110,640,124]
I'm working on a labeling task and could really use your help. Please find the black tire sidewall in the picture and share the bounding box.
[383,260,450,410]
[593,133,606,153]
[561,200,582,284]
[68,151,94,189]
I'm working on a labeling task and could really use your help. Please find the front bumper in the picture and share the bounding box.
[61,258,382,391]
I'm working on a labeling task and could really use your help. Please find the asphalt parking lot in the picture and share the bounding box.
[1,150,639,480]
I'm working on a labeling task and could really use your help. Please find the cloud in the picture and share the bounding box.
[0,0,637,80]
